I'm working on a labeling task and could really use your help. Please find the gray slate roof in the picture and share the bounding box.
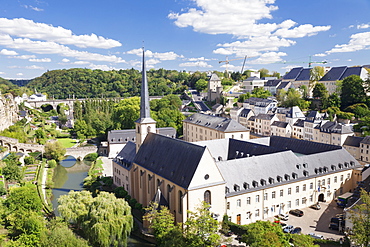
[295,68,311,81]
[244,97,276,106]
[283,67,303,80]
[108,127,176,144]
[319,121,353,134]
[320,66,347,81]
[271,121,289,128]
[255,113,275,120]
[209,73,221,81]
[134,133,206,189]
[264,79,282,87]
[114,141,136,170]
[218,148,359,197]
[293,119,305,127]
[360,136,370,145]
[183,113,248,132]
[343,136,364,147]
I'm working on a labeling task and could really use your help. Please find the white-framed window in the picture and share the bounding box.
[280,189,283,197]
[264,193,268,201]
[256,195,260,203]
[310,182,313,189]
[303,184,306,191]
[237,199,241,207]
[310,195,313,202]
[334,176,337,183]
[255,209,260,217]
[272,191,276,199]
[288,188,291,195]
[287,201,291,209]
[296,186,299,193]
[295,199,299,206]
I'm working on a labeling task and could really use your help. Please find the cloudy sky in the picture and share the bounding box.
[1,0,370,79]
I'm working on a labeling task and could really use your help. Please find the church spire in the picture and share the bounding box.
[135,47,156,151]
[139,47,152,120]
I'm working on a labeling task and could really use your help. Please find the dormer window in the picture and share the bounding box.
[252,180,258,188]
[323,166,329,172]
[331,165,336,170]
[344,162,349,168]
[268,177,274,184]
[303,170,309,177]
[284,174,290,181]
[292,173,298,179]
[260,179,266,186]
[350,161,355,166]
[243,182,249,190]
[277,176,282,182]
[225,187,230,194]
[303,163,308,168]
[234,184,240,192]
[338,163,343,169]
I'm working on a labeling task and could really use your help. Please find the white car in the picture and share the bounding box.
[283,225,294,233]
[278,213,289,221]
[308,233,324,239]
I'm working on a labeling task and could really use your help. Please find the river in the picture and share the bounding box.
[51,155,154,246]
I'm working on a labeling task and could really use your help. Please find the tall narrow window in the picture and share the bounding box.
[167,184,171,208]
[204,190,211,205]
[178,191,183,214]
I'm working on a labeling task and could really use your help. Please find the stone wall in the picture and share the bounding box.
[0,93,19,131]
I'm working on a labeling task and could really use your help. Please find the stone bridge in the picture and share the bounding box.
[0,136,44,153]
[65,146,98,159]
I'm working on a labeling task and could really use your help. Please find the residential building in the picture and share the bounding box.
[242,97,278,115]
[271,121,292,138]
[292,119,305,139]
[319,66,368,95]
[254,113,279,136]
[183,113,250,142]
[343,136,363,161]
[242,77,265,93]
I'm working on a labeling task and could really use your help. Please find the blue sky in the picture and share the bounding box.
[1,0,370,79]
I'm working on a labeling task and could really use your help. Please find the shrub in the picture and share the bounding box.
[84,153,98,162]
[48,160,57,168]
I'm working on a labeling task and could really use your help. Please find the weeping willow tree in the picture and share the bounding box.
[58,191,133,247]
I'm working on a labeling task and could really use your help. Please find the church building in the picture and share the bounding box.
[112,49,362,225]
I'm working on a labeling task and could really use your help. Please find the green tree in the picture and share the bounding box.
[258,68,270,78]
[112,97,140,129]
[58,191,133,247]
[290,234,319,247]
[251,87,272,99]
[349,189,370,247]
[44,141,66,162]
[184,202,221,247]
[3,161,22,182]
[340,75,366,110]
[323,93,341,109]
[195,79,208,92]
[5,185,43,213]
[237,93,251,103]
[309,66,325,91]
[24,156,36,165]
[312,83,328,99]
[144,202,185,246]
[40,218,90,247]
[241,221,289,247]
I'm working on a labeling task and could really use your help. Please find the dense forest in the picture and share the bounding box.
[1,67,281,99]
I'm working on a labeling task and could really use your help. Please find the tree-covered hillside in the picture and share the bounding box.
[26,68,208,99]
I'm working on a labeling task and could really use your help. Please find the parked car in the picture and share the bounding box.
[310,203,321,210]
[331,217,345,226]
[291,227,302,234]
[289,209,304,217]
[283,225,294,233]
[277,213,289,221]
[308,233,324,239]
[329,223,339,230]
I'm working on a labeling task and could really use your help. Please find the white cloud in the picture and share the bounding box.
[274,22,331,38]
[29,58,51,62]
[16,73,23,76]
[62,58,70,62]
[314,53,326,57]
[25,65,44,70]
[0,34,126,63]
[0,48,18,55]
[127,48,183,60]
[247,52,287,64]
[23,5,44,11]
[187,57,211,61]
[0,72,5,75]
[0,18,121,49]
[13,55,36,59]
[326,32,370,54]
[179,61,212,68]
[357,23,370,29]
[73,61,90,65]
[88,64,123,71]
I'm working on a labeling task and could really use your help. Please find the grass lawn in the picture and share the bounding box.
[57,138,77,148]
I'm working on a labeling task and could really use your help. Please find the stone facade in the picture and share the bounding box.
[0,93,19,131]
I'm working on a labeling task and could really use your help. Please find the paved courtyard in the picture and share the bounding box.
[271,200,346,240]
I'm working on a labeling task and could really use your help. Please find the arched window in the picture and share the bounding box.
[167,184,171,208]
[204,190,211,205]
[147,126,151,133]
[178,191,183,214]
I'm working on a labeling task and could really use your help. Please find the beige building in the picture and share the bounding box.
[343,136,370,163]
[313,121,354,146]
[183,113,250,142]
[271,121,292,138]
[254,114,279,136]
[207,73,222,102]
